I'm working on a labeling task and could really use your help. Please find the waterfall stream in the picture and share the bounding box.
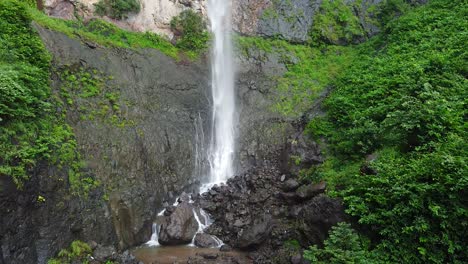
[146,0,234,248]
[206,0,236,187]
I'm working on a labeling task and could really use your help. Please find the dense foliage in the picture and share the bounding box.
[309,0,365,45]
[47,240,92,264]
[30,10,183,59]
[304,0,467,262]
[170,10,209,53]
[304,223,377,263]
[94,0,140,19]
[0,0,96,194]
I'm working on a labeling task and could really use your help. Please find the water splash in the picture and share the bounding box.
[147,197,222,248]
[147,0,235,249]
[146,223,161,246]
[207,0,236,186]
[146,210,165,246]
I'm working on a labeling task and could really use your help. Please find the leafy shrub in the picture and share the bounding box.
[0,64,49,120]
[309,0,365,45]
[48,240,92,264]
[94,0,140,19]
[0,0,97,194]
[304,0,467,263]
[342,137,467,263]
[316,0,466,156]
[85,18,119,36]
[170,10,209,52]
[304,223,378,263]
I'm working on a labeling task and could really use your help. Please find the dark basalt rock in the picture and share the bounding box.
[200,252,218,259]
[237,214,273,249]
[194,233,219,248]
[93,245,117,261]
[295,182,326,200]
[257,0,318,43]
[282,179,301,191]
[199,155,346,263]
[158,202,199,245]
[220,244,232,252]
[288,131,324,176]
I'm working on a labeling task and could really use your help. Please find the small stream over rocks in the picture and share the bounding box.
[133,154,346,264]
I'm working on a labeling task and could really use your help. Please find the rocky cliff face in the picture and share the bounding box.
[1,25,211,264]
[38,24,213,250]
[44,0,407,44]
[235,45,293,172]
[45,0,207,38]
[0,22,293,263]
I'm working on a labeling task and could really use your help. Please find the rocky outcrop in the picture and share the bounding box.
[44,0,75,19]
[198,159,346,263]
[193,233,219,248]
[257,0,320,43]
[237,214,274,249]
[158,202,199,245]
[235,43,293,173]
[234,0,427,44]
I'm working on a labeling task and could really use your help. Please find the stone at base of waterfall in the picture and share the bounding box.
[93,245,117,261]
[219,244,232,252]
[158,202,198,245]
[194,233,218,248]
[237,214,273,249]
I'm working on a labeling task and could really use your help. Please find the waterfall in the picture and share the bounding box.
[206,0,236,187]
[147,0,235,248]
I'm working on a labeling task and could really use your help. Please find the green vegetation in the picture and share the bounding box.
[94,0,140,19]
[47,240,92,264]
[300,0,467,262]
[30,9,181,59]
[309,0,365,45]
[237,37,357,117]
[304,223,377,263]
[0,0,97,194]
[170,10,209,54]
[56,65,136,128]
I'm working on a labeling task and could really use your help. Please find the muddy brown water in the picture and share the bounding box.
[133,245,252,264]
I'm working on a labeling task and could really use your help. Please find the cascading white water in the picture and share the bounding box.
[207,0,236,186]
[147,0,235,248]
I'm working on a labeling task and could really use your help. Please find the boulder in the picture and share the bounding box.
[93,245,117,261]
[295,182,326,200]
[158,202,199,245]
[220,244,232,252]
[282,179,300,191]
[237,214,273,249]
[194,233,219,248]
[178,192,191,203]
[199,252,218,260]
